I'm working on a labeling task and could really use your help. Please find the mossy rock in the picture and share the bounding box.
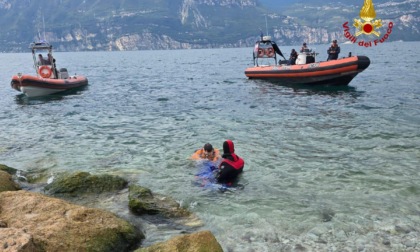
[128,184,191,218]
[135,230,223,252]
[128,185,159,215]
[25,167,53,183]
[0,170,20,192]
[0,164,17,175]
[0,164,49,183]
[45,171,128,195]
[0,190,143,252]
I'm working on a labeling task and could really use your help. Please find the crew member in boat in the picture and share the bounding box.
[191,143,221,162]
[47,53,59,78]
[327,40,341,60]
[216,140,244,185]
[300,42,310,53]
[289,49,298,65]
[46,53,53,65]
[37,54,48,65]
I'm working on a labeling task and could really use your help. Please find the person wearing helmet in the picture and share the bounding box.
[216,140,245,185]
[327,40,341,60]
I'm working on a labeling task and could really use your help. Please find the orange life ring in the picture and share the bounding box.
[39,66,52,78]
[266,48,275,57]
[257,48,265,58]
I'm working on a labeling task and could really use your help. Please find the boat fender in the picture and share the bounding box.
[39,66,52,78]
[257,48,265,58]
[266,48,275,57]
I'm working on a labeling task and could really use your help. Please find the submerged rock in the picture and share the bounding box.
[44,171,128,195]
[128,184,191,218]
[135,230,223,252]
[0,190,143,252]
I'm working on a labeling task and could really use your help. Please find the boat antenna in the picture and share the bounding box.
[42,15,46,42]
[265,14,269,36]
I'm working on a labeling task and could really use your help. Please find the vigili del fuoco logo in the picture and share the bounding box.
[343,0,393,47]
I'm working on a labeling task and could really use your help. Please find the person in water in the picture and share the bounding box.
[327,40,340,60]
[191,143,221,162]
[216,140,244,185]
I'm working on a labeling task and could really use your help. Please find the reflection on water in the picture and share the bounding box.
[14,94,65,105]
[251,80,364,101]
[13,86,88,105]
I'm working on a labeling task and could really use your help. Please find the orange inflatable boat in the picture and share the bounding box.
[245,36,370,86]
[10,42,88,97]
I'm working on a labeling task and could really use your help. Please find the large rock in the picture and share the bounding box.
[135,230,223,252]
[44,171,128,195]
[0,190,142,252]
[0,170,20,192]
[128,184,191,218]
[128,185,204,228]
[0,228,36,252]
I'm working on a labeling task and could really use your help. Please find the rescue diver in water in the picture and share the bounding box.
[216,140,245,185]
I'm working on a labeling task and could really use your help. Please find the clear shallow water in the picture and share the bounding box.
[1,42,419,251]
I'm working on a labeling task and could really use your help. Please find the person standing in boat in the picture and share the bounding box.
[47,53,59,78]
[37,54,47,65]
[46,53,53,65]
[300,42,310,53]
[216,140,244,185]
[289,49,298,65]
[327,40,341,60]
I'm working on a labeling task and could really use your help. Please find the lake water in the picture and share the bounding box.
[1,41,419,251]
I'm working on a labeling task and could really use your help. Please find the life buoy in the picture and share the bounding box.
[257,48,265,58]
[266,48,275,57]
[39,66,52,78]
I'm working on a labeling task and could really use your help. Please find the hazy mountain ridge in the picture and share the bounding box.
[0,0,418,52]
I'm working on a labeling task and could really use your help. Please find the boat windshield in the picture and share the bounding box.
[29,42,54,75]
[33,49,53,66]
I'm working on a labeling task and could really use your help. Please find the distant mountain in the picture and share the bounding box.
[259,0,392,9]
[0,0,418,52]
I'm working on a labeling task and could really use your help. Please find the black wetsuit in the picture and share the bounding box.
[216,140,244,185]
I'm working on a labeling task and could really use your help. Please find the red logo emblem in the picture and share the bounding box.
[343,0,393,47]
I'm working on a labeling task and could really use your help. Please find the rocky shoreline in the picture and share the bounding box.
[0,164,223,252]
